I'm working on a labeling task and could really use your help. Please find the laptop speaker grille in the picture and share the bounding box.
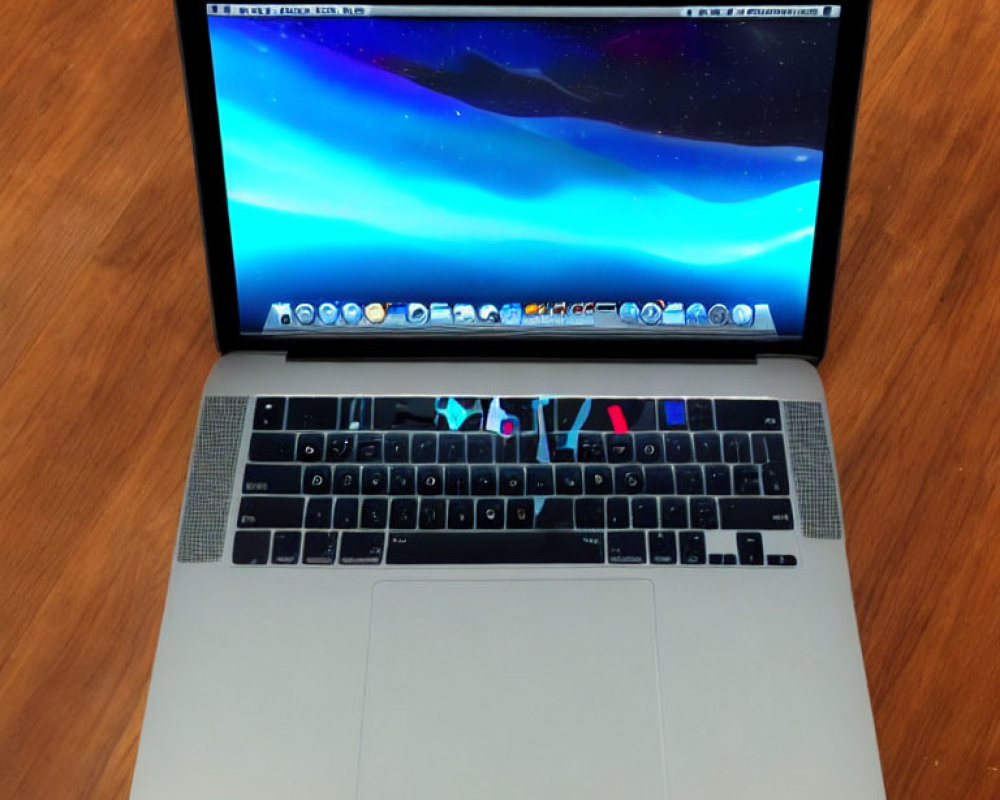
[177,396,248,562]
[783,400,844,540]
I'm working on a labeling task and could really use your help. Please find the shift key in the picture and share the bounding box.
[719,498,794,529]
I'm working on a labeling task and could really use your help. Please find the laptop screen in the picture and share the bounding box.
[204,4,843,339]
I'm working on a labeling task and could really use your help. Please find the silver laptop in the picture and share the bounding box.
[132,2,883,798]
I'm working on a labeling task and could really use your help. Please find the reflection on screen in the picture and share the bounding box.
[206,7,841,337]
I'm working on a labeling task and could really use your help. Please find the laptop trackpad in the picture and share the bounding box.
[358,579,665,800]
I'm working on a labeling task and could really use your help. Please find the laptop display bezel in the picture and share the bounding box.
[174,0,872,362]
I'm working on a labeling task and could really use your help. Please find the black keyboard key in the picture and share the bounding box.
[233,530,271,564]
[694,433,721,463]
[418,498,446,529]
[614,465,644,494]
[608,530,646,564]
[763,433,786,464]
[360,498,388,528]
[734,465,761,495]
[644,466,674,494]
[659,398,688,430]
[386,531,604,565]
[585,465,613,494]
[607,497,629,529]
[719,498,794,529]
[690,497,719,529]
[333,465,359,494]
[555,398,588,431]
[384,434,409,463]
[325,434,355,462]
[723,433,752,463]
[467,435,494,463]
[679,530,706,564]
[767,554,798,566]
[498,466,525,495]
[631,497,658,528]
[736,532,765,565]
[470,466,496,495]
[361,466,388,494]
[527,466,554,495]
[660,497,688,528]
[339,531,384,564]
[709,553,723,565]
[303,466,331,494]
[496,436,519,464]
[550,437,576,463]
[253,397,285,430]
[507,499,535,529]
[575,498,605,529]
[686,399,714,431]
[519,435,541,464]
[705,464,731,496]
[389,498,417,529]
[666,433,693,463]
[649,531,677,564]
[723,553,737,565]
[606,434,633,463]
[296,433,324,462]
[355,434,383,462]
[675,465,704,495]
[303,531,338,564]
[243,464,301,494]
[305,497,332,528]
[389,466,415,495]
[535,498,573,529]
[751,434,769,463]
[438,434,465,463]
[238,497,303,528]
[444,466,469,495]
[417,466,444,495]
[555,465,583,495]
[715,400,781,431]
[762,461,789,495]
[477,499,504,529]
[412,434,437,463]
[447,498,474,529]
[286,398,339,430]
[635,434,663,463]
[578,433,606,463]
[333,498,359,528]
[249,432,295,462]
[271,531,301,564]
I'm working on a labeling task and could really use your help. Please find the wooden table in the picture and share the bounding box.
[1,1,998,797]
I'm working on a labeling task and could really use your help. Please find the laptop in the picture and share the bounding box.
[131,2,883,798]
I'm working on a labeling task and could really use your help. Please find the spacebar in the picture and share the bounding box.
[386,532,605,565]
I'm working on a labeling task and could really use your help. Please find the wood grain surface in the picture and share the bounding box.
[1,1,998,798]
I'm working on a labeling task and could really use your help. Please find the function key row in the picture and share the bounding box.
[236,495,795,532]
[253,396,781,434]
[232,529,797,567]
[242,462,789,498]
[248,431,786,466]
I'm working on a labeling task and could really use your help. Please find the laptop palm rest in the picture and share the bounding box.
[358,579,665,800]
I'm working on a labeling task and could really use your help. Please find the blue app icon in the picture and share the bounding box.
[639,302,662,325]
[406,303,428,324]
[731,304,754,326]
[618,302,639,323]
[479,304,501,323]
[294,303,316,325]
[429,302,453,325]
[341,302,363,325]
[685,303,708,325]
[317,302,339,325]
[501,303,523,326]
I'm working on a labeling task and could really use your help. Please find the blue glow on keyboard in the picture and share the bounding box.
[664,400,686,427]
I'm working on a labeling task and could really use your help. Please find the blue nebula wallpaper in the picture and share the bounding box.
[206,14,840,335]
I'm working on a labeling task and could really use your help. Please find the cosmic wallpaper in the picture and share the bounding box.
[206,13,841,335]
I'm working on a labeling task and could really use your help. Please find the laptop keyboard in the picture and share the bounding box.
[232,396,798,567]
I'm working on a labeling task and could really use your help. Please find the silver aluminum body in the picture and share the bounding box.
[130,353,885,800]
